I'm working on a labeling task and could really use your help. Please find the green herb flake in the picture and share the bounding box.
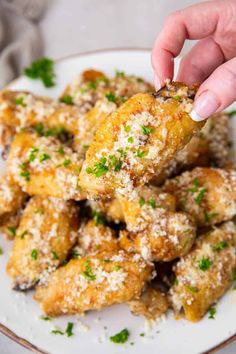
[65,322,74,337]
[198,257,213,271]
[82,260,96,281]
[51,328,64,335]
[127,137,134,144]
[87,81,97,90]
[15,97,26,107]
[109,155,122,172]
[113,265,121,271]
[92,210,106,226]
[86,157,109,177]
[71,249,81,259]
[52,251,59,260]
[187,285,199,293]
[139,332,145,337]
[139,197,145,207]
[148,197,156,209]
[19,230,28,239]
[141,125,153,135]
[34,122,44,136]
[187,178,200,193]
[214,240,229,252]
[115,70,125,78]
[31,249,38,261]
[195,188,207,205]
[110,328,129,344]
[63,159,71,167]
[0,247,3,256]
[7,226,17,237]
[228,110,236,118]
[39,153,50,162]
[60,95,73,105]
[136,150,147,158]
[105,92,116,102]
[24,57,55,88]
[57,147,65,155]
[40,316,52,321]
[173,95,181,101]
[204,211,218,223]
[232,267,236,281]
[208,306,216,319]
[28,147,39,162]
[124,125,131,133]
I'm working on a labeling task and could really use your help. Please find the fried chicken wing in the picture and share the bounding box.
[7,132,85,200]
[34,250,153,316]
[163,167,236,226]
[169,222,236,322]
[119,209,196,262]
[79,82,204,198]
[7,196,79,290]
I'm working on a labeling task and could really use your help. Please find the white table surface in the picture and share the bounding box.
[0,0,235,353]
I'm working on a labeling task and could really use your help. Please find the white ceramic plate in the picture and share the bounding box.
[1,49,236,354]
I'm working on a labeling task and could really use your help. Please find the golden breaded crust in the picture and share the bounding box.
[119,209,196,262]
[7,132,85,200]
[34,250,153,316]
[0,175,26,216]
[79,82,204,198]
[163,167,236,226]
[7,196,79,290]
[169,222,236,322]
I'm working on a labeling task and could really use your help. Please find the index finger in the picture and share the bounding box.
[151,0,221,86]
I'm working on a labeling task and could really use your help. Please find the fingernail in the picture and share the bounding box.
[190,90,220,121]
[154,74,161,91]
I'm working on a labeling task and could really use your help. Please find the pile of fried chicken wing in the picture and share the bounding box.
[0,69,235,323]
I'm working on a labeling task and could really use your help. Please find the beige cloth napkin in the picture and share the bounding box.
[0,0,48,88]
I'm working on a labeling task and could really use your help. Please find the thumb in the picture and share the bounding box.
[190,57,236,121]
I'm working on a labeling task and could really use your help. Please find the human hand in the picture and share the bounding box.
[151,0,236,121]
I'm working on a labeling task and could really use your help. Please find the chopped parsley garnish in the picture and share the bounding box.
[124,125,131,133]
[86,157,109,177]
[51,251,59,260]
[19,163,30,181]
[148,197,156,209]
[103,258,111,263]
[63,159,71,167]
[51,328,64,335]
[40,316,52,321]
[31,249,38,260]
[87,81,97,90]
[139,197,145,207]
[0,247,3,256]
[198,257,213,271]
[136,150,147,158]
[15,97,26,107]
[82,260,96,281]
[92,210,106,225]
[58,147,65,155]
[141,124,153,135]
[113,265,121,271]
[28,147,39,162]
[24,57,55,87]
[115,70,125,78]
[40,153,50,162]
[7,226,16,237]
[19,230,28,239]
[34,122,44,136]
[71,249,81,259]
[187,178,200,193]
[232,268,236,281]
[65,322,74,337]
[60,95,73,105]
[187,285,199,293]
[214,240,229,252]
[139,333,145,337]
[204,211,218,223]
[105,92,116,102]
[110,328,129,344]
[109,154,122,171]
[117,148,127,158]
[228,110,236,118]
[195,188,207,205]
[173,95,181,101]
[208,306,216,319]
[127,137,134,144]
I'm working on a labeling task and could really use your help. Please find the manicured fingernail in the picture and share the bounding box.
[190,90,220,121]
[154,74,161,91]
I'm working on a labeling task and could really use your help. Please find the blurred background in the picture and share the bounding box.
[0,0,235,353]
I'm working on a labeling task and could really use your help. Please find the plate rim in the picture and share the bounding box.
[1,46,236,354]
